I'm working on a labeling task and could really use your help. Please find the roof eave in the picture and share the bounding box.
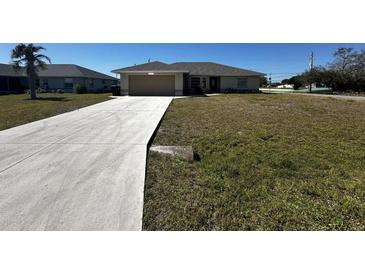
[189,73,265,77]
[0,73,35,77]
[112,70,189,74]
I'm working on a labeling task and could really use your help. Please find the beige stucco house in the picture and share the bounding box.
[111,61,265,96]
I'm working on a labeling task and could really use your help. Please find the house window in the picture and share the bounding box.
[64,78,74,89]
[35,79,40,88]
[202,77,207,89]
[237,77,248,89]
[42,79,48,90]
[89,79,94,88]
[102,79,108,89]
[190,77,201,89]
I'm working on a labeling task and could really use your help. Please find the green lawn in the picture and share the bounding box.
[0,93,111,130]
[143,94,365,230]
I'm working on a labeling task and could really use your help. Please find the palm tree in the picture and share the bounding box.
[11,43,51,99]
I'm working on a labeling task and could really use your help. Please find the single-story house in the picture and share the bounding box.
[0,63,118,93]
[111,61,265,96]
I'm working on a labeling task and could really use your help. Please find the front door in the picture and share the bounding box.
[209,77,219,91]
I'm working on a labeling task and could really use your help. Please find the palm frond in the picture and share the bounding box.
[35,54,52,64]
[11,43,27,59]
[12,60,22,71]
[34,60,47,70]
[10,43,51,75]
[33,46,46,53]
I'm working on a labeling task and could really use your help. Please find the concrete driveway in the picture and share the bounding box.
[0,96,172,230]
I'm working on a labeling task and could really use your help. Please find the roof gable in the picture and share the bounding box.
[112,61,265,76]
[113,61,172,72]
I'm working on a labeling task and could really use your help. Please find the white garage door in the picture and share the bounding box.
[129,75,175,96]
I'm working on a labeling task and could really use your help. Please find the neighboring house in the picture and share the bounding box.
[0,63,118,93]
[277,84,294,89]
[111,61,265,96]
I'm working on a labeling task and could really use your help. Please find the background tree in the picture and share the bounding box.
[329,47,356,72]
[287,75,304,90]
[300,47,365,92]
[11,44,51,99]
[259,76,268,87]
[351,49,365,91]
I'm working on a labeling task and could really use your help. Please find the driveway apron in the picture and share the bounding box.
[0,96,172,230]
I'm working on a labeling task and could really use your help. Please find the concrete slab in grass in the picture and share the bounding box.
[150,145,195,162]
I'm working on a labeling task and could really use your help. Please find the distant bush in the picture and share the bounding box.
[286,76,303,90]
[224,88,261,94]
[75,84,87,94]
[193,86,203,94]
[36,88,47,93]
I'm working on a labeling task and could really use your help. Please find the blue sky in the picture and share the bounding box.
[0,43,364,81]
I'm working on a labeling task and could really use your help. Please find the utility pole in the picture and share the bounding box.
[269,73,272,92]
[309,51,314,93]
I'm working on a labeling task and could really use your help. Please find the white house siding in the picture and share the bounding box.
[39,77,115,92]
[247,77,260,90]
[120,74,129,95]
[74,78,86,89]
[85,78,112,91]
[174,73,183,95]
[220,76,260,91]
[41,78,69,91]
[97,79,116,91]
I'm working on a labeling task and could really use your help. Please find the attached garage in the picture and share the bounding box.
[128,75,175,96]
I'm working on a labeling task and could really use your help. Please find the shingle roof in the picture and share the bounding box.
[0,64,23,76]
[0,64,117,80]
[112,61,265,76]
[112,61,173,72]
[170,62,265,76]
